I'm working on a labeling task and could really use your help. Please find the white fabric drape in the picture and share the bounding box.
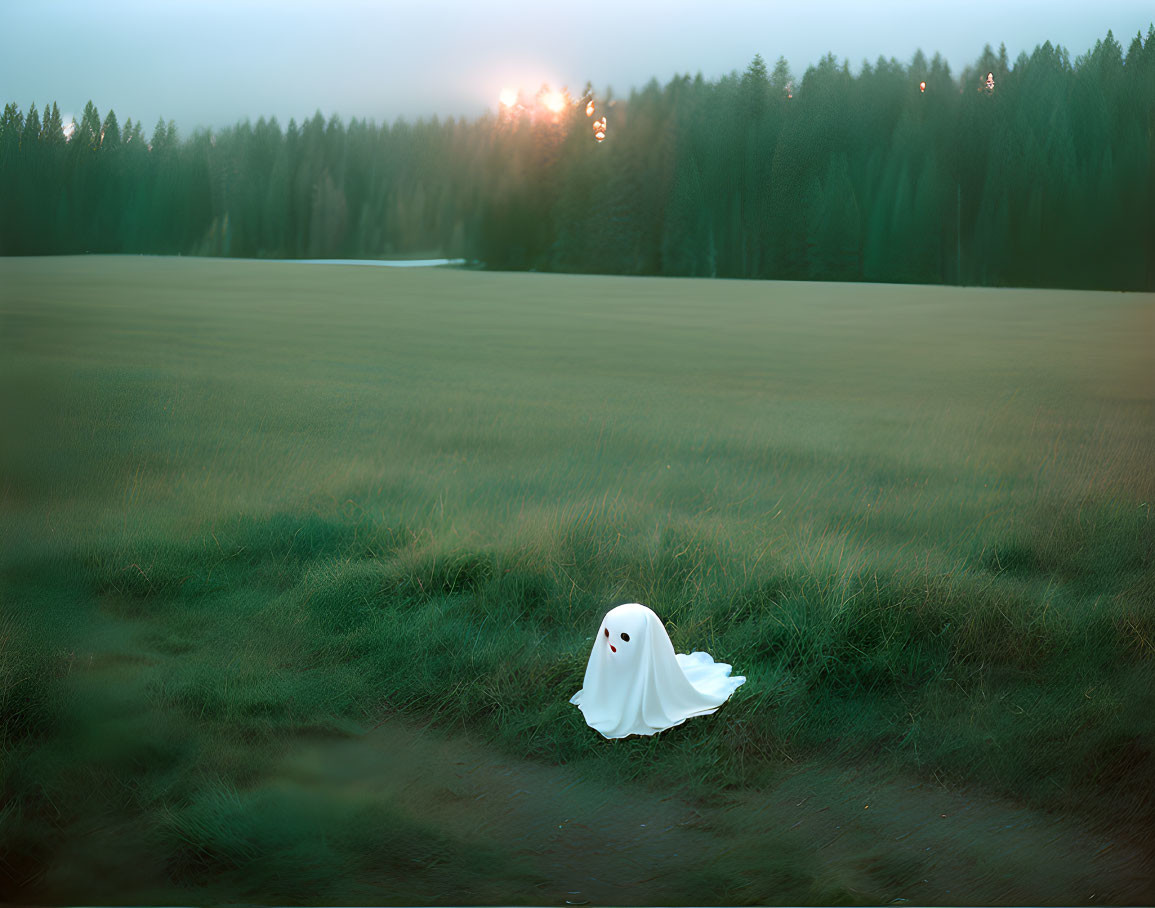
[570,603,746,739]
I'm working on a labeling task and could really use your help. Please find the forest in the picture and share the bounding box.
[1,28,1152,290]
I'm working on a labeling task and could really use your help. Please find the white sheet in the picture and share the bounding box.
[570,603,746,739]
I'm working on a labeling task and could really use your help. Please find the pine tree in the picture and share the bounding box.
[0,105,25,253]
[0,102,22,146]
[77,101,101,151]
[661,154,714,276]
[770,56,794,98]
[22,103,41,146]
[806,153,862,280]
[740,54,771,119]
[151,116,169,151]
[41,102,64,144]
[910,158,943,282]
[102,109,121,148]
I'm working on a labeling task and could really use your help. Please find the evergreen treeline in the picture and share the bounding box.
[2,29,1152,289]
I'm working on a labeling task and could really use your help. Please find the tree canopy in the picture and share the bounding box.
[1,28,1152,290]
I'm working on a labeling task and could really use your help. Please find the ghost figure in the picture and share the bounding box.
[570,603,746,739]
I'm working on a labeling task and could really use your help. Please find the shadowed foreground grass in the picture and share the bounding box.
[1,257,1153,903]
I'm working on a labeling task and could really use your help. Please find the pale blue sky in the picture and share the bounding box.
[2,0,1151,131]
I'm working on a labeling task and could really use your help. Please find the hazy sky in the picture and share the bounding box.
[3,0,1152,132]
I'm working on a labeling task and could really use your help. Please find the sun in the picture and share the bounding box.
[497,84,572,118]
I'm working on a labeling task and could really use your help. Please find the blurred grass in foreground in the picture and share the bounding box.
[1,256,1152,902]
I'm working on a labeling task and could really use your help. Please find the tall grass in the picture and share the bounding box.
[1,256,1152,901]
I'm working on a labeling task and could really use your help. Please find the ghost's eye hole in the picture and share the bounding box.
[603,628,609,638]
[620,632,630,643]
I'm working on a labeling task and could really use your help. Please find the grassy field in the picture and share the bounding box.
[2,256,1153,904]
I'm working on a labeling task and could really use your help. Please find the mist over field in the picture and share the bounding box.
[2,5,1154,906]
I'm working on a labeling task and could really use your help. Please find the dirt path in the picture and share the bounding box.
[273,717,717,905]
[274,715,1154,906]
[712,760,1153,905]
[24,629,1154,906]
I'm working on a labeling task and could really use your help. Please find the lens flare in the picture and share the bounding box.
[586,100,595,117]
[542,90,566,113]
[919,81,926,92]
[499,88,517,107]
